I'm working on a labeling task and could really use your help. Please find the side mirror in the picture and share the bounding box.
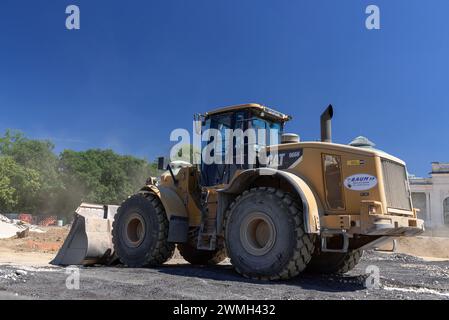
[157,157,168,170]
[157,156,178,185]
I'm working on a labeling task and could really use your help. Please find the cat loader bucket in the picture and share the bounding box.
[51,203,119,266]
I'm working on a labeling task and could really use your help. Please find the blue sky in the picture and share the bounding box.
[0,0,447,176]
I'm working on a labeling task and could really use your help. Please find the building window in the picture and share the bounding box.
[411,192,427,221]
[444,198,449,225]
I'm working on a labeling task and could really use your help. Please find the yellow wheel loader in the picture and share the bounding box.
[53,103,424,280]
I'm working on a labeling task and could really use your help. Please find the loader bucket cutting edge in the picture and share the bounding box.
[51,203,119,266]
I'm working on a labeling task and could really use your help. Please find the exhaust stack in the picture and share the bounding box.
[320,104,333,143]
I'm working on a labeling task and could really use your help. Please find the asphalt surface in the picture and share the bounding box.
[0,251,448,300]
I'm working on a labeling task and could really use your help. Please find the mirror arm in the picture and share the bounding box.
[167,164,178,185]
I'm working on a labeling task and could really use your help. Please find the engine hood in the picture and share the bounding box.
[264,141,406,166]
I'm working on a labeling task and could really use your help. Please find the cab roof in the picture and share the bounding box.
[203,103,292,122]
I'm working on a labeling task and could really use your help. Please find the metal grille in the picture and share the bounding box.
[382,159,412,211]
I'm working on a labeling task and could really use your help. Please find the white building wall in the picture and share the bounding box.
[410,164,449,237]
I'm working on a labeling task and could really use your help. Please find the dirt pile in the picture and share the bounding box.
[0,214,10,223]
[0,226,69,254]
[0,220,25,239]
[0,214,46,239]
[395,236,449,260]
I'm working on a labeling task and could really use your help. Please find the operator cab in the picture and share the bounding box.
[199,103,291,186]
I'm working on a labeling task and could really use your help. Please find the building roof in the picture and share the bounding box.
[409,176,432,185]
[349,136,376,148]
[203,103,292,122]
[347,135,400,161]
[431,162,449,174]
[409,162,449,185]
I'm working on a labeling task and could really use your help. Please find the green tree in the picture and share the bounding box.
[172,143,201,164]
[0,130,61,213]
[58,149,158,213]
[0,156,40,212]
[0,130,159,218]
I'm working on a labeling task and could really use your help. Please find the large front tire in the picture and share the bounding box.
[112,193,175,267]
[224,187,315,280]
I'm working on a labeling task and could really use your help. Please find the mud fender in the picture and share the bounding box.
[140,185,189,243]
[140,185,188,220]
[218,168,322,234]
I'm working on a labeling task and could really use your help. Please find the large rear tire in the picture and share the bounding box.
[178,243,226,265]
[178,228,226,265]
[306,249,363,274]
[112,193,175,267]
[224,187,315,280]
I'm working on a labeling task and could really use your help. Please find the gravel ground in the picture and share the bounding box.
[0,251,448,300]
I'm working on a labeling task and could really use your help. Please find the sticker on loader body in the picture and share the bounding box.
[344,174,377,191]
[266,148,303,169]
[347,159,365,166]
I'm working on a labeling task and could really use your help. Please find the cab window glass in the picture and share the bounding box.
[250,117,282,146]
